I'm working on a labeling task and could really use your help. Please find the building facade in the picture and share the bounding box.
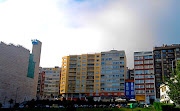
[127,68,134,80]
[100,50,126,101]
[0,40,41,107]
[125,80,135,99]
[60,53,101,100]
[60,50,127,101]
[37,67,61,100]
[160,84,174,103]
[153,44,180,99]
[134,51,155,104]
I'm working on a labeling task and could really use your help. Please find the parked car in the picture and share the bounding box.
[58,105,65,108]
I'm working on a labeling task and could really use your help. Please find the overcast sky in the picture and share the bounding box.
[0,0,180,68]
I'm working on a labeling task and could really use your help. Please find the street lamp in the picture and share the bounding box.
[172,59,176,73]
[15,87,19,104]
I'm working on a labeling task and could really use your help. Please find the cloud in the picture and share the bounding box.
[0,0,179,68]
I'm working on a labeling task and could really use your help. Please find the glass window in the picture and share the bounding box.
[95,80,99,83]
[81,80,85,83]
[77,65,81,67]
[82,76,85,79]
[82,64,86,67]
[96,63,99,66]
[78,57,81,59]
[95,84,99,87]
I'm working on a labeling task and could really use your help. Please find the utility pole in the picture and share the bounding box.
[15,87,19,104]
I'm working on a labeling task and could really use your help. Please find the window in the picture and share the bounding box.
[126,87,129,90]
[101,62,105,65]
[76,85,80,87]
[82,80,85,83]
[96,71,99,74]
[126,91,129,95]
[96,59,99,62]
[77,69,81,71]
[96,63,99,66]
[82,72,85,75]
[96,76,99,78]
[83,56,86,59]
[82,68,86,71]
[82,64,86,67]
[77,77,80,79]
[81,89,85,91]
[77,65,81,67]
[131,91,134,95]
[78,57,81,59]
[82,76,85,79]
[76,81,80,83]
[77,61,81,63]
[82,60,86,63]
[96,55,100,57]
[95,80,99,83]
[95,84,99,87]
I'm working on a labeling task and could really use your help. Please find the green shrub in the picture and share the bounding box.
[161,104,175,111]
[153,102,175,111]
[153,102,162,111]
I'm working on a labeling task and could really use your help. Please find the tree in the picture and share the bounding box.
[8,99,14,108]
[0,102,2,108]
[164,61,180,104]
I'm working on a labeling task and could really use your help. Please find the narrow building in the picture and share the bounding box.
[134,51,155,104]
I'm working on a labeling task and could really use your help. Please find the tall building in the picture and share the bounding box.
[100,50,127,101]
[60,50,127,101]
[153,44,180,99]
[0,40,41,107]
[134,51,155,104]
[37,67,61,100]
[60,53,101,100]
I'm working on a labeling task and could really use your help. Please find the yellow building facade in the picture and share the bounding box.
[60,54,101,100]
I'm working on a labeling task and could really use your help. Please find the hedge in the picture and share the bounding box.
[153,102,176,111]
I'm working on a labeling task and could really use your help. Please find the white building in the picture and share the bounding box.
[160,84,174,103]
[37,67,61,100]
[0,40,41,107]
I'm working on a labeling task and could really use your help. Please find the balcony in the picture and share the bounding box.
[87,73,94,76]
[69,61,77,64]
[87,77,94,80]
[86,81,94,84]
[69,69,76,72]
[87,65,94,67]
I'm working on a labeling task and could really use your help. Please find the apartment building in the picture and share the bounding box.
[0,40,41,107]
[60,53,101,100]
[125,80,135,99]
[127,68,134,80]
[60,50,127,101]
[100,50,127,101]
[153,44,180,99]
[134,51,155,104]
[37,67,61,100]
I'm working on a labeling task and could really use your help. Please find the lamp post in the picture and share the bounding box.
[15,87,19,104]
[172,59,176,73]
